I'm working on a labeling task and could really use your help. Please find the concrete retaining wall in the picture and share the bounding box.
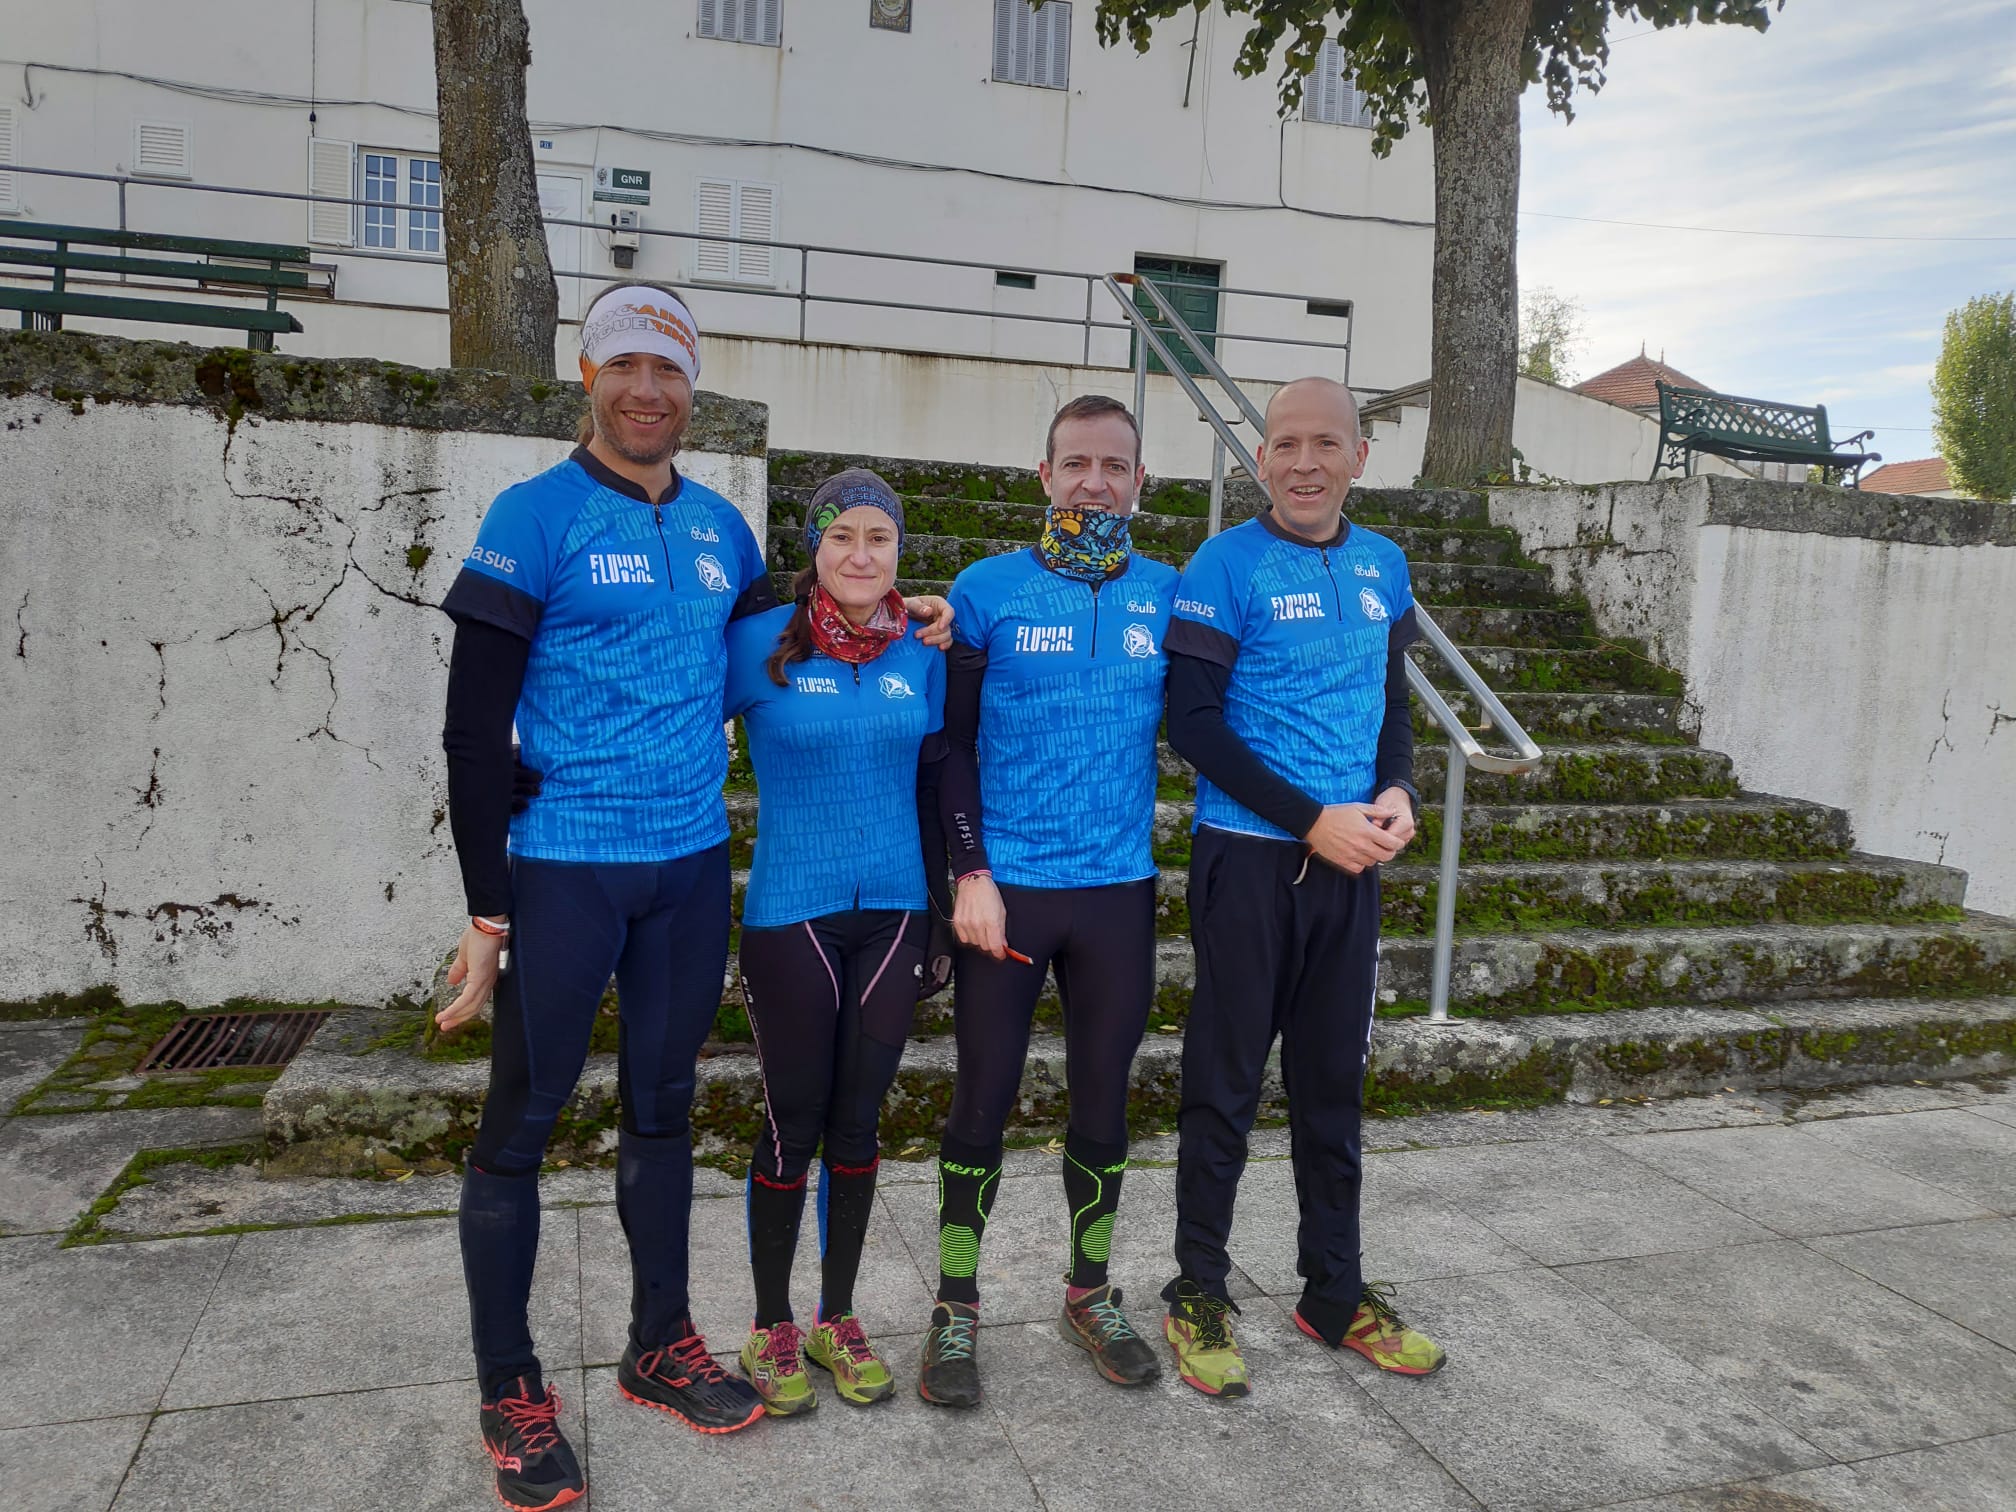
[0,331,768,1006]
[1489,477,2016,915]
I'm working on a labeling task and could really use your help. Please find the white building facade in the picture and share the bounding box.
[0,0,1437,474]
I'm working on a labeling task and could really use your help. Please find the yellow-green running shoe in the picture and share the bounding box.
[739,1320,817,1416]
[1162,1280,1248,1399]
[1297,1282,1446,1376]
[805,1313,896,1406]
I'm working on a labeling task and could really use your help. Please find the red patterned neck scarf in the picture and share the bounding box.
[808,584,908,665]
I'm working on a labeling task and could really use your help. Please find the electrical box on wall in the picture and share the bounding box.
[608,208,642,269]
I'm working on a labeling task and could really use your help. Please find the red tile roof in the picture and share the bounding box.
[1860,458,1952,495]
[1573,353,1709,412]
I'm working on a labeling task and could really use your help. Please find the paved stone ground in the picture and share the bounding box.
[5,1019,2016,1511]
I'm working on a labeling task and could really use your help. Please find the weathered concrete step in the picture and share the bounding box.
[1140,914,2016,1013]
[820,562,1567,613]
[1155,743,1739,806]
[1152,740,1763,809]
[1426,605,1593,649]
[1418,645,1684,696]
[1374,855,1968,936]
[1418,690,1685,742]
[769,493,1528,566]
[766,455,1490,526]
[716,854,1955,948]
[725,793,1852,870]
[263,995,2016,1172]
[770,492,1210,552]
[771,531,1187,579]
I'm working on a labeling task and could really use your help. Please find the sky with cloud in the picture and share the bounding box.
[1516,0,2016,462]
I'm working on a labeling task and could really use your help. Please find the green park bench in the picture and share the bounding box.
[0,221,314,351]
[1653,379,1880,487]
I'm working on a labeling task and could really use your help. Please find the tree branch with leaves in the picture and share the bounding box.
[1091,0,1782,484]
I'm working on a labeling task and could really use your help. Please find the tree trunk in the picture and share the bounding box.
[1413,0,1530,485]
[431,0,558,376]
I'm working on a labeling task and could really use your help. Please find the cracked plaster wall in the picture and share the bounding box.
[1,386,766,1005]
[1489,477,2016,916]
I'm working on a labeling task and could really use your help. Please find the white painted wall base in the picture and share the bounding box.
[1490,478,2016,916]
[1,392,763,1007]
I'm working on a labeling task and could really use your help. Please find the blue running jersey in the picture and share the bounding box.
[724,606,945,927]
[948,549,1179,889]
[442,451,772,864]
[1168,516,1415,841]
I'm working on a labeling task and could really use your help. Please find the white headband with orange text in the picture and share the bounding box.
[578,287,701,388]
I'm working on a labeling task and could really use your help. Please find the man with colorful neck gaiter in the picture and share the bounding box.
[916,395,1175,1409]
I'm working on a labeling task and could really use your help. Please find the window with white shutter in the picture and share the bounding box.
[692,176,778,286]
[307,138,356,246]
[133,121,192,179]
[993,0,1071,90]
[1303,40,1374,128]
[0,106,18,214]
[734,181,775,284]
[697,0,781,46]
[694,177,736,281]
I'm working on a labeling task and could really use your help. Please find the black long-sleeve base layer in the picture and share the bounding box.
[1163,606,1421,840]
[935,641,992,878]
[442,618,531,918]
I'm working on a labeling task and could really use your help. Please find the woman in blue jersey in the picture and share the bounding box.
[722,468,952,1416]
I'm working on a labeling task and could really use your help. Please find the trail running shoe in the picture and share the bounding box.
[1060,1284,1162,1387]
[740,1320,818,1416]
[479,1375,584,1511]
[1298,1281,1446,1376]
[617,1333,765,1434]
[1163,1279,1248,1399]
[806,1312,896,1406]
[917,1300,983,1409]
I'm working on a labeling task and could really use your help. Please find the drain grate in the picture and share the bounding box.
[137,1010,330,1073]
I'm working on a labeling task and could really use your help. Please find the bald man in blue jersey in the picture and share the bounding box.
[1159,377,1447,1399]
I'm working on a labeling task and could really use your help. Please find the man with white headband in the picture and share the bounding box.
[436,282,952,1503]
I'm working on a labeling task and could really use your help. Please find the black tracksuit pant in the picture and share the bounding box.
[1172,824,1382,1343]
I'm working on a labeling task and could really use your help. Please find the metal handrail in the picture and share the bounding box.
[3,162,1358,378]
[1098,275,1544,1023]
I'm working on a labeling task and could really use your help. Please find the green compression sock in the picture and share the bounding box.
[1062,1130,1128,1290]
[934,1134,1002,1305]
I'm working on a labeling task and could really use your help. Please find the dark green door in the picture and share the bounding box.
[1132,256,1222,377]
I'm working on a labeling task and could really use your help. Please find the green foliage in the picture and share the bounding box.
[1930,290,2016,503]
[1519,286,1586,385]
[1090,1,1781,154]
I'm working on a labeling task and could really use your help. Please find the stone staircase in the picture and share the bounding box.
[261,450,2016,1173]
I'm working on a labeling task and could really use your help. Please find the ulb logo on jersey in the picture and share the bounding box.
[1359,587,1389,622]
[1122,623,1157,659]
[1126,594,1158,615]
[1354,561,1381,579]
[694,553,731,593]
[878,672,917,700]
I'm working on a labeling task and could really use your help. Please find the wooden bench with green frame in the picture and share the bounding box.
[0,221,316,351]
[1652,379,1881,487]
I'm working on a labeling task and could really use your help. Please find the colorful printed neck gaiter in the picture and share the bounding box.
[807,583,908,665]
[1037,505,1132,583]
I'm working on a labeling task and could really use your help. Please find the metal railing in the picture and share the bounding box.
[1100,274,1544,1023]
[3,163,1358,381]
